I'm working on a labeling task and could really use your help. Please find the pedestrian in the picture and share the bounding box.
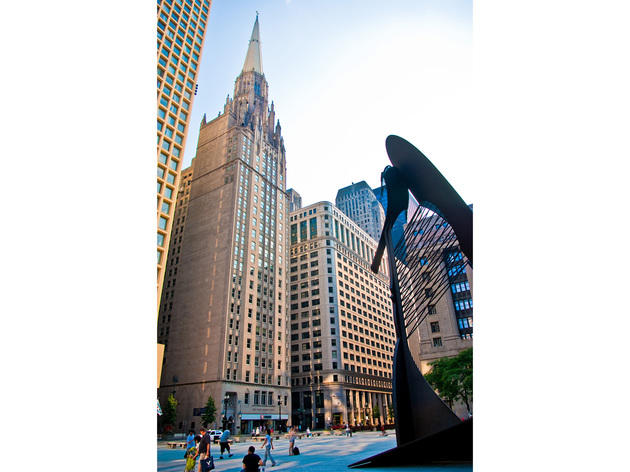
[380,424,386,436]
[288,426,296,456]
[306,427,311,438]
[261,427,277,467]
[186,430,195,451]
[345,423,350,437]
[255,426,260,437]
[184,435,200,472]
[194,427,211,472]
[219,428,233,459]
[241,445,263,472]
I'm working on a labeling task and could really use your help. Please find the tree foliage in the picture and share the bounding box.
[163,393,178,428]
[372,405,381,421]
[201,395,217,428]
[424,347,473,413]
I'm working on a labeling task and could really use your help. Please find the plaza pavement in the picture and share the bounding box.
[157,431,472,472]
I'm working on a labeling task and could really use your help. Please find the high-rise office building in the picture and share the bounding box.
[286,188,302,213]
[409,215,473,367]
[288,202,396,428]
[335,182,385,241]
[157,0,213,306]
[402,212,473,418]
[158,16,291,435]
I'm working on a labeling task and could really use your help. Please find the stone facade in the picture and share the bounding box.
[286,188,302,213]
[288,202,396,428]
[335,182,385,242]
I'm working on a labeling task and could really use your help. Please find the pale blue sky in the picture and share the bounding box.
[185,0,472,205]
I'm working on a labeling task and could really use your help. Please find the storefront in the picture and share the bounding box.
[241,413,289,434]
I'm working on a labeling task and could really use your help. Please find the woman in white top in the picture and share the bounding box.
[288,426,296,455]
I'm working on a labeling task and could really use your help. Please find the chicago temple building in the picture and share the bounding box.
[158,16,292,434]
[158,16,399,434]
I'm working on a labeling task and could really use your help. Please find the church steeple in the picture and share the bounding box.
[231,15,269,129]
[242,14,263,74]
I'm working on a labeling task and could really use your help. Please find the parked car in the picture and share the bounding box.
[208,430,223,443]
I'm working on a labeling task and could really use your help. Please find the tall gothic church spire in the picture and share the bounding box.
[232,15,269,129]
[242,14,263,74]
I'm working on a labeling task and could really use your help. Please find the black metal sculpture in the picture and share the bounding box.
[349,135,472,468]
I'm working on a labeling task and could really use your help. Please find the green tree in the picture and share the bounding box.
[162,393,178,431]
[387,405,394,422]
[424,347,473,413]
[372,405,381,424]
[201,395,217,428]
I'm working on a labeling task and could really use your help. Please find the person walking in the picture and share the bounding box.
[219,428,233,459]
[241,446,263,472]
[186,430,195,450]
[288,426,296,456]
[345,423,351,437]
[261,427,277,467]
[184,435,201,472]
[195,427,211,472]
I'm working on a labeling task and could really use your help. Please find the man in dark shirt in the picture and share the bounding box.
[195,427,211,472]
[241,446,263,472]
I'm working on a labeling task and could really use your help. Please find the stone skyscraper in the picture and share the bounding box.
[288,202,395,428]
[286,188,302,212]
[158,16,291,434]
[335,182,385,241]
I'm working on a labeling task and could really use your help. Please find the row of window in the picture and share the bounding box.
[227,369,287,386]
[244,391,288,406]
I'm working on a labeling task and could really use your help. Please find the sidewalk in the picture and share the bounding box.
[158,431,472,471]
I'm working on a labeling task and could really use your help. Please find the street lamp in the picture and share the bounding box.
[277,395,282,432]
[223,394,229,432]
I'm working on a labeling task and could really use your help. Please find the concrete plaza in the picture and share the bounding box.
[157,431,472,472]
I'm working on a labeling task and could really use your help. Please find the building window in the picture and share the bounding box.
[158,216,168,230]
[432,337,443,347]
[430,321,440,333]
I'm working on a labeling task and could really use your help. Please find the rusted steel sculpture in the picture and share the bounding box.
[350,135,472,467]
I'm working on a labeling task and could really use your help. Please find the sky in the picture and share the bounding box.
[184,0,473,206]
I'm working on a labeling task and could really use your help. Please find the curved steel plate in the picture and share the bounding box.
[385,135,473,266]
